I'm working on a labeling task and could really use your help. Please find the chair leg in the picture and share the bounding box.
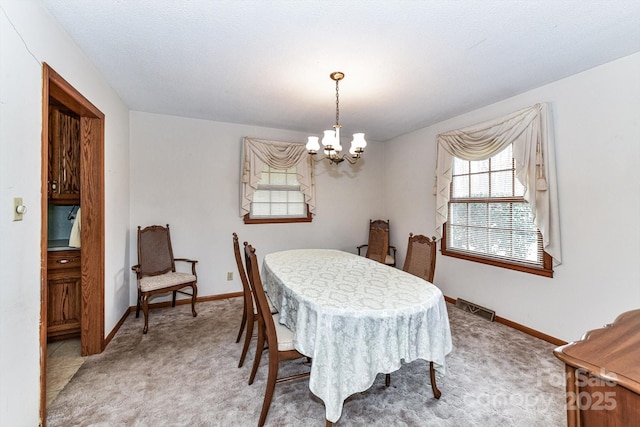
[172,290,177,307]
[142,294,150,334]
[258,351,280,427]
[249,324,265,385]
[385,373,391,387]
[238,315,254,368]
[135,288,142,318]
[190,284,198,317]
[235,303,248,343]
[429,361,441,399]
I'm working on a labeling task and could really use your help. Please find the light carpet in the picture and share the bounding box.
[47,297,566,426]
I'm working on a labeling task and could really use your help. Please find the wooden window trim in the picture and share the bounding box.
[243,204,312,224]
[441,225,553,278]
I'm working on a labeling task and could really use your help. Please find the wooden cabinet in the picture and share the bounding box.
[47,250,81,339]
[554,310,640,427]
[48,106,81,204]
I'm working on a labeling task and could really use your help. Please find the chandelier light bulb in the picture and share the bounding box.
[322,130,336,147]
[306,136,320,153]
[352,133,367,150]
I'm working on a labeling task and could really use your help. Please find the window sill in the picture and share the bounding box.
[441,246,553,278]
[243,211,312,224]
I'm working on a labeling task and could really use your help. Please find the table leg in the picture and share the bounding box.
[429,361,441,399]
[326,419,332,427]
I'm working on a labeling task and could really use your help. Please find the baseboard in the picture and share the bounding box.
[197,292,243,303]
[444,295,567,346]
[104,292,244,349]
[126,291,243,313]
[444,295,456,305]
[104,307,130,348]
[494,315,566,346]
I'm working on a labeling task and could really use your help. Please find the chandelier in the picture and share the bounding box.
[306,72,367,165]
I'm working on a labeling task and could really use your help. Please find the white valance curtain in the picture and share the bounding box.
[240,137,315,216]
[435,103,562,265]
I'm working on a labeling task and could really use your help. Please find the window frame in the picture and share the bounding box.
[243,165,312,225]
[441,148,553,278]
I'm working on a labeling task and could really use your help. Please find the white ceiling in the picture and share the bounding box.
[41,0,640,142]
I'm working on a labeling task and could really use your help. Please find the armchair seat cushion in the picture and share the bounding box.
[385,254,395,265]
[139,272,196,292]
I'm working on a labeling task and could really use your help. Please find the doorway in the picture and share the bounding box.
[40,63,105,424]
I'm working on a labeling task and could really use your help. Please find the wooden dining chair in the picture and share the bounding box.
[357,219,397,266]
[233,233,279,369]
[233,232,256,368]
[402,233,438,283]
[244,243,310,427]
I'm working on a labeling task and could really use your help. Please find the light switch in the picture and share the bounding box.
[13,197,26,221]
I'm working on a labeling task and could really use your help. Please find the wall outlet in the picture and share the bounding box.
[227,272,233,281]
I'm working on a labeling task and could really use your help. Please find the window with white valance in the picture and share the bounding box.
[240,137,315,223]
[435,103,562,272]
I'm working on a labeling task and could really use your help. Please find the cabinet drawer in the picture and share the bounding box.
[48,250,81,270]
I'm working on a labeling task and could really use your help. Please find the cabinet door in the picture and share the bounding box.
[48,106,81,203]
[47,269,81,338]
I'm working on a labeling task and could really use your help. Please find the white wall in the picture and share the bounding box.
[129,112,386,302]
[0,1,130,425]
[385,52,640,342]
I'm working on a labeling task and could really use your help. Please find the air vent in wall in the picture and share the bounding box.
[455,298,496,322]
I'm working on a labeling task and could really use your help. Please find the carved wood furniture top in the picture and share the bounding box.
[554,309,640,394]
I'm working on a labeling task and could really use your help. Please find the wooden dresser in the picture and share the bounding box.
[554,309,640,427]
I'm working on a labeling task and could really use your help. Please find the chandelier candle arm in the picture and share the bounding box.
[306,71,367,165]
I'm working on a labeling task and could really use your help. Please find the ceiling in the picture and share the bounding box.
[41,0,640,142]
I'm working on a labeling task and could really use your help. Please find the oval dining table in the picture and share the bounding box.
[261,249,453,425]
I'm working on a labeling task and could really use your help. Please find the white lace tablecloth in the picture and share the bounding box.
[262,249,453,423]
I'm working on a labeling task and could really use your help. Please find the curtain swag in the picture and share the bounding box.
[240,137,316,217]
[434,103,562,266]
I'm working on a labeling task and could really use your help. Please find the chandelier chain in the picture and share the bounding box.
[335,79,340,127]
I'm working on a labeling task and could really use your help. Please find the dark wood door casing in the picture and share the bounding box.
[41,63,105,425]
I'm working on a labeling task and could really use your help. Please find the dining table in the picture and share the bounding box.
[261,248,453,424]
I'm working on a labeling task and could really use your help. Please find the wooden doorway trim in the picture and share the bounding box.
[40,63,105,424]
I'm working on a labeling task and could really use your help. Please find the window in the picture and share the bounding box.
[442,145,552,277]
[241,137,315,224]
[245,165,311,223]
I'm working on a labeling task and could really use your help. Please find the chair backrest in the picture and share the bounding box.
[402,233,437,283]
[365,219,390,263]
[244,243,276,342]
[137,224,176,277]
[370,219,390,233]
[233,232,254,312]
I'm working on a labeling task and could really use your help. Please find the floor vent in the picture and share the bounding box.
[455,298,496,322]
